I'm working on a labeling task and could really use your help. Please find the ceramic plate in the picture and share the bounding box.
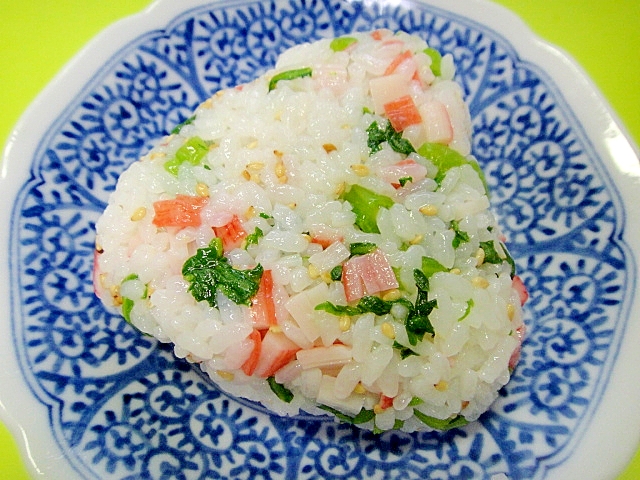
[2,0,640,479]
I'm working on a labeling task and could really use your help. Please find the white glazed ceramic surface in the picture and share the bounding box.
[1,1,639,479]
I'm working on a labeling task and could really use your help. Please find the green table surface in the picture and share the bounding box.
[1,1,638,478]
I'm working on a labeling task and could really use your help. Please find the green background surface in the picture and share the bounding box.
[1,1,638,478]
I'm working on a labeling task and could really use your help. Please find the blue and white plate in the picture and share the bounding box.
[2,1,640,478]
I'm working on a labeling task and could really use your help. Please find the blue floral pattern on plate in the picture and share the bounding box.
[9,0,633,478]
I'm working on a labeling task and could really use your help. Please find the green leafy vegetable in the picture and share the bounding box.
[244,227,264,249]
[121,274,144,324]
[501,242,517,278]
[450,220,470,248]
[423,47,442,76]
[122,273,140,283]
[405,269,436,345]
[349,242,377,257]
[413,410,469,431]
[319,269,436,347]
[318,405,375,425]
[330,265,343,282]
[340,184,394,234]
[393,419,405,430]
[170,114,196,134]
[367,121,416,155]
[122,297,135,323]
[421,256,448,278]
[268,67,312,91]
[398,176,413,187]
[417,142,488,194]
[481,239,517,276]
[393,341,418,359]
[182,238,263,308]
[164,136,210,176]
[480,240,502,264]
[267,376,294,403]
[458,299,474,322]
[330,36,358,51]
[315,295,412,318]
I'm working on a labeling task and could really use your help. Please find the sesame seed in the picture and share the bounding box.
[246,162,265,171]
[339,316,351,332]
[472,276,490,289]
[353,383,366,395]
[323,143,337,153]
[381,289,401,301]
[409,234,424,245]
[308,263,320,279]
[195,182,209,197]
[350,164,369,176]
[419,204,438,216]
[475,247,485,266]
[434,380,448,392]
[507,303,515,320]
[130,206,147,222]
[241,169,251,181]
[381,322,396,339]
[216,370,235,381]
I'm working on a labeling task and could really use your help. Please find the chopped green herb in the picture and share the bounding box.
[268,67,312,91]
[330,36,358,51]
[122,297,135,323]
[417,142,488,194]
[502,242,517,278]
[398,176,413,187]
[413,410,469,431]
[405,269,436,345]
[423,47,442,76]
[267,376,294,403]
[182,238,263,308]
[393,419,405,430]
[367,120,416,155]
[349,242,377,257]
[244,226,264,249]
[318,405,375,425]
[170,114,196,134]
[451,220,470,248]
[164,136,210,176]
[480,240,502,264]
[315,301,360,317]
[408,396,424,407]
[421,256,448,278]
[330,265,343,282]
[340,184,394,234]
[315,295,413,318]
[458,299,474,321]
[362,106,374,115]
[321,269,436,346]
[259,212,273,220]
[393,341,418,359]
[121,274,144,324]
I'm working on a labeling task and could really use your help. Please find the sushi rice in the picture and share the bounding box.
[94,30,527,433]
